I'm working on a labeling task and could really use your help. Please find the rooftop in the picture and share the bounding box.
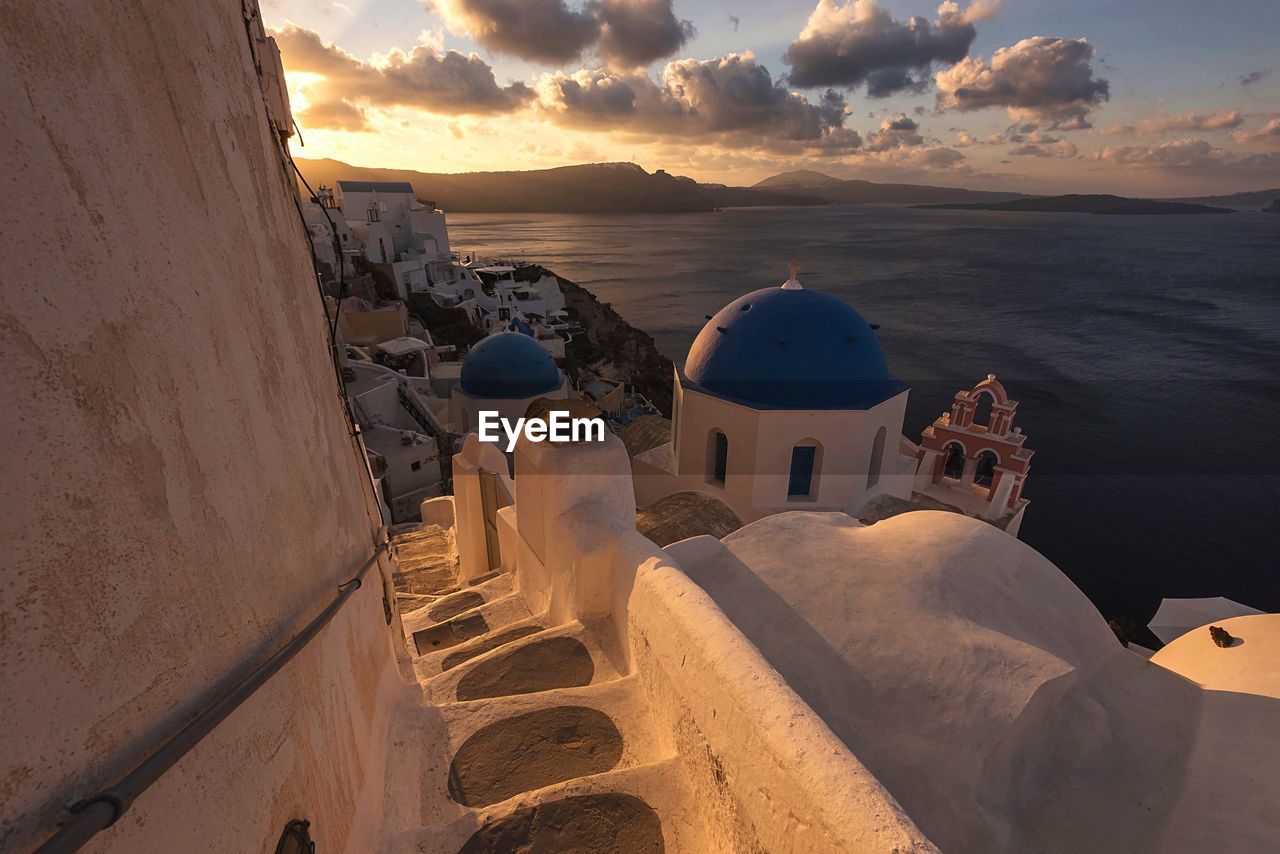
[683,281,906,410]
[635,491,742,547]
[460,332,561,399]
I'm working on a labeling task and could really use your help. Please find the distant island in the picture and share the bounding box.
[913,194,1233,216]
[297,158,713,213]
[704,169,1027,207]
[298,158,1271,216]
[1169,188,1280,209]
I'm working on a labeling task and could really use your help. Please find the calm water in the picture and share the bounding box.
[450,206,1280,623]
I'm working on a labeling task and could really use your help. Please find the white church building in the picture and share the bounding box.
[632,271,1027,531]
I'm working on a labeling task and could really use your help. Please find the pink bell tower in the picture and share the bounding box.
[913,375,1033,534]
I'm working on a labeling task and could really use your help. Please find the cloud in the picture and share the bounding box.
[431,0,693,68]
[595,0,696,68]
[1009,138,1077,158]
[935,36,1109,128]
[1109,109,1245,136]
[1239,68,1271,87]
[297,99,370,131]
[862,144,965,169]
[1093,138,1224,168]
[1091,138,1280,176]
[864,114,924,151]
[954,130,979,146]
[783,0,999,96]
[273,24,533,118]
[538,53,862,153]
[1233,117,1280,149]
[431,0,597,63]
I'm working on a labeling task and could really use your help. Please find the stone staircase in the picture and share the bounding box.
[383,525,711,853]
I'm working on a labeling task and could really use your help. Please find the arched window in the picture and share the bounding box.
[788,442,820,499]
[973,391,994,429]
[867,426,887,489]
[707,430,728,485]
[974,450,998,487]
[943,443,965,480]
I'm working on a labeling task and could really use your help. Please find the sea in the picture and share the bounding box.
[449,205,1280,630]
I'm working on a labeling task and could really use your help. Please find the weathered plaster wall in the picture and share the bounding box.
[0,2,402,850]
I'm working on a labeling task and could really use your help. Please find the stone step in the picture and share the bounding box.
[447,705,625,808]
[457,791,663,853]
[386,758,708,853]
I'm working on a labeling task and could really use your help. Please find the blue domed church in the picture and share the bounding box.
[450,331,572,431]
[632,272,917,523]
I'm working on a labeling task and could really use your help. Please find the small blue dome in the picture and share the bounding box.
[683,285,906,409]
[461,332,561,398]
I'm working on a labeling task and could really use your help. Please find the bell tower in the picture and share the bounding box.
[913,374,1033,532]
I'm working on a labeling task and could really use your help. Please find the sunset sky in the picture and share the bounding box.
[263,0,1279,195]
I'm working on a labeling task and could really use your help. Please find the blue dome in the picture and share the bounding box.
[461,332,562,398]
[683,285,906,409]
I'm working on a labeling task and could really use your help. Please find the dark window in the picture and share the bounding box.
[411,461,422,472]
[974,451,997,487]
[974,391,994,428]
[710,431,728,483]
[943,444,965,480]
[867,426,887,489]
[789,445,817,497]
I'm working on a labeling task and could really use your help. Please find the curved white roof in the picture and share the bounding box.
[1151,613,1280,698]
[1148,596,1263,645]
[668,510,1280,853]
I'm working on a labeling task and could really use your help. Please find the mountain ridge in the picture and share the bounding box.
[753,169,846,189]
[296,158,713,213]
[298,157,1276,214]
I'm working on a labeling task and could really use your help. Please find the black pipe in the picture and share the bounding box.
[33,539,390,853]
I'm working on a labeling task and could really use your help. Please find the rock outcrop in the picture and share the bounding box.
[519,266,675,416]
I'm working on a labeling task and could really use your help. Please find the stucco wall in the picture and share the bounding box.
[659,384,912,522]
[0,2,402,850]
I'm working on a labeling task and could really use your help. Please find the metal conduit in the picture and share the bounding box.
[33,538,390,853]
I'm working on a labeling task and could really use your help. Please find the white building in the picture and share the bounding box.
[329,180,454,300]
[634,272,917,523]
[333,180,450,262]
[300,191,359,281]
[342,359,444,519]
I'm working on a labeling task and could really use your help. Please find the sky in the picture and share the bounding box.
[262,0,1280,195]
